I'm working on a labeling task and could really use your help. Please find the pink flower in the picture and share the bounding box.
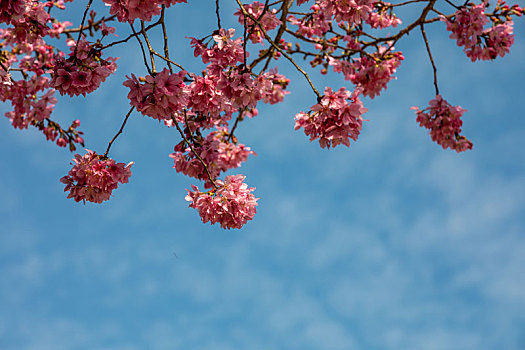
[342,47,404,99]
[51,40,117,96]
[294,87,367,148]
[185,175,258,229]
[60,150,133,204]
[0,0,28,24]
[170,128,256,186]
[124,68,188,121]
[443,4,515,61]
[234,2,281,44]
[412,95,473,153]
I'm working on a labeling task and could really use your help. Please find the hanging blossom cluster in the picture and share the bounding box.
[234,1,282,44]
[124,68,188,121]
[60,150,134,204]
[51,39,117,96]
[103,0,187,23]
[170,128,256,187]
[442,1,521,61]
[412,95,473,153]
[295,87,367,149]
[185,175,258,230]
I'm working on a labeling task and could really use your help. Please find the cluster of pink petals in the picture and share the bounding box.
[234,1,281,44]
[1,75,55,129]
[0,0,28,24]
[443,4,487,48]
[346,48,404,99]
[0,1,50,44]
[51,40,117,96]
[187,29,289,125]
[294,86,367,148]
[319,0,375,25]
[412,95,473,153]
[443,4,515,61]
[61,150,133,204]
[170,128,256,185]
[103,0,186,23]
[261,68,290,104]
[185,175,258,229]
[124,68,188,121]
[187,73,231,123]
[465,21,514,61]
[367,3,401,29]
[287,8,331,38]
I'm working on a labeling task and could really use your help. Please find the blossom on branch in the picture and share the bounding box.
[51,40,117,96]
[294,87,367,149]
[185,175,258,229]
[412,95,473,153]
[61,150,133,204]
[124,68,188,121]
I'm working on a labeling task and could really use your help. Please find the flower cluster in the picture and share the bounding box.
[294,87,367,148]
[443,2,518,61]
[185,175,258,229]
[0,0,28,24]
[61,150,133,204]
[412,95,473,153]
[331,47,404,99]
[51,40,117,96]
[124,68,188,121]
[234,1,281,44]
[170,128,256,186]
[103,0,187,23]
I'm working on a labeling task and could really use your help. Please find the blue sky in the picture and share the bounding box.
[1,1,524,349]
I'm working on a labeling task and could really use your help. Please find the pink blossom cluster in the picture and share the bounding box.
[61,150,133,204]
[261,68,290,104]
[288,0,400,39]
[294,87,367,148]
[412,95,473,153]
[124,68,188,121]
[443,3,515,61]
[0,0,50,44]
[367,3,401,29]
[346,48,404,99]
[170,128,256,185]
[234,1,282,44]
[185,175,258,229]
[1,75,55,129]
[42,118,84,150]
[51,40,117,96]
[319,0,375,25]
[186,28,289,124]
[0,0,28,24]
[103,0,187,23]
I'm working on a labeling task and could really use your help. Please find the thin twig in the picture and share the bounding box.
[160,6,172,73]
[73,0,94,59]
[216,0,222,29]
[152,51,185,71]
[104,107,135,157]
[420,23,439,95]
[172,113,219,189]
[227,110,245,142]
[141,21,157,73]
[130,23,152,74]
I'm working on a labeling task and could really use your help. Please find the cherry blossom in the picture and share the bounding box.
[294,87,367,148]
[185,175,258,229]
[412,95,473,153]
[61,150,133,204]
